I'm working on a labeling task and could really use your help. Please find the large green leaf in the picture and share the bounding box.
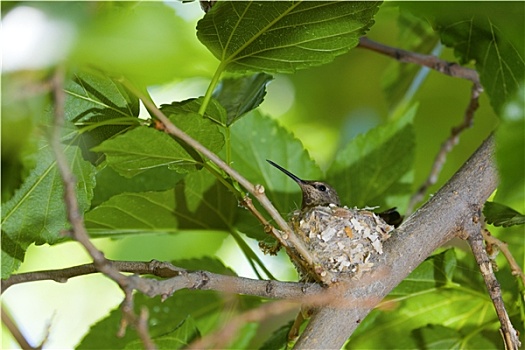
[1,143,96,277]
[85,170,237,236]
[230,111,322,214]
[92,113,224,177]
[327,105,416,210]
[85,191,179,236]
[197,1,381,73]
[401,2,524,115]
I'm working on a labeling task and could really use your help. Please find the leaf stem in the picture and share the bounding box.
[198,62,226,117]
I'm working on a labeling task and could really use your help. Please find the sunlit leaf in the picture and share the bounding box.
[1,143,96,277]
[327,105,416,210]
[197,1,381,73]
[91,166,185,207]
[85,191,179,236]
[92,113,224,177]
[65,69,139,123]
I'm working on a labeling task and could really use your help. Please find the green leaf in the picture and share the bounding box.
[350,287,499,349]
[391,249,456,296]
[402,2,525,115]
[92,113,224,177]
[174,169,237,231]
[124,316,201,350]
[197,1,381,73]
[226,111,321,240]
[85,191,179,236]
[327,105,416,210]
[85,171,237,237]
[212,73,273,125]
[92,127,195,177]
[260,320,293,350]
[484,202,525,228]
[65,70,139,123]
[91,166,186,207]
[160,97,227,126]
[77,290,222,349]
[1,144,96,277]
[63,69,141,163]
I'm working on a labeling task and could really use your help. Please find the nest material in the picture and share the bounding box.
[289,205,394,283]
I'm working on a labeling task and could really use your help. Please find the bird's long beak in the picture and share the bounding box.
[266,160,305,184]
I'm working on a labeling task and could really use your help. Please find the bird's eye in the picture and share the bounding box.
[317,184,327,191]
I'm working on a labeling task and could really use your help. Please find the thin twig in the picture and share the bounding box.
[49,68,155,348]
[1,306,36,350]
[1,260,184,293]
[358,37,481,86]
[464,219,521,350]
[407,84,482,214]
[358,37,483,215]
[483,229,525,286]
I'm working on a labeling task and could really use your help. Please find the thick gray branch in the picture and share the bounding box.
[295,134,498,349]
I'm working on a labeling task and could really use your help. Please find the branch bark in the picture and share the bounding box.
[294,134,498,348]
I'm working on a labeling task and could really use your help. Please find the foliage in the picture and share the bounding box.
[1,1,523,349]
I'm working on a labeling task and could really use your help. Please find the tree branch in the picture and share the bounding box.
[1,259,327,301]
[294,134,498,348]
[358,37,481,86]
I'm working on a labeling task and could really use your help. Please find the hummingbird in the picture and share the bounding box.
[267,160,403,227]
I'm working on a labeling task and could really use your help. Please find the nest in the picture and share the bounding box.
[289,205,394,283]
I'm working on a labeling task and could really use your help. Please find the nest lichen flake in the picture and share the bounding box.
[290,205,394,282]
